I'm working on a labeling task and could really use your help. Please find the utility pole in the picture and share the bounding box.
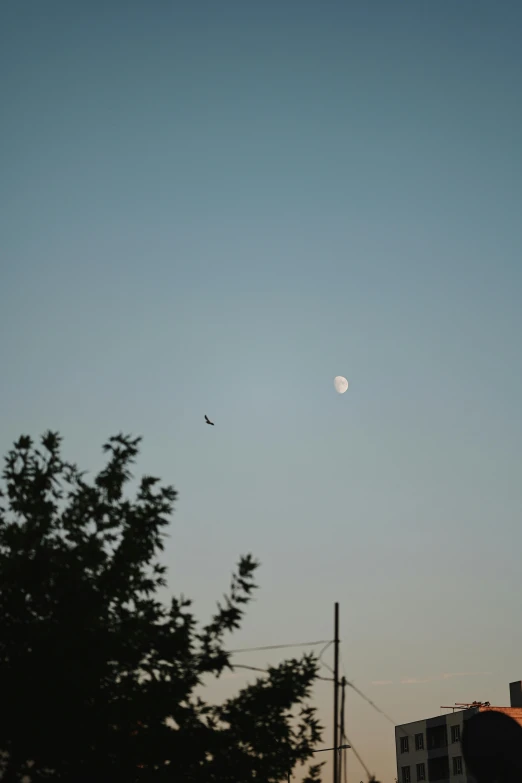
[333,602,340,783]
[339,676,346,783]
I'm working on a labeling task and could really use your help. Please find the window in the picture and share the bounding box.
[427,724,447,750]
[416,763,426,781]
[453,756,463,775]
[400,736,409,753]
[428,756,450,782]
[450,724,461,743]
[401,766,411,783]
[415,733,424,751]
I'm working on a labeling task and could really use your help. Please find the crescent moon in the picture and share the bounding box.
[334,376,349,394]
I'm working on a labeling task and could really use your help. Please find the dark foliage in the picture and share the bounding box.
[0,432,323,782]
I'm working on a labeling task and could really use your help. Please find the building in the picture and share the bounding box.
[394,680,522,783]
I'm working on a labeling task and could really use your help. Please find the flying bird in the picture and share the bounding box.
[204,415,215,426]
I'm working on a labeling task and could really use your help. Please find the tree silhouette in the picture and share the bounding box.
[0,432,323,782]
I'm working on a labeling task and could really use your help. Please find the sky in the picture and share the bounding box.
[1,1,522,780]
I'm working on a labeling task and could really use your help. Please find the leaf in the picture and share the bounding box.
[0,432,324,782]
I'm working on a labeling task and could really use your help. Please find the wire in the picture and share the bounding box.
[339,648,396,726]
[338,648,396,780]
[340,647,348,679]
[232,668,337,685]
[318,640,333,659]
[341,728,372,781]
[232,649,383,781]
[228,637,399,778]
[345,680,396,726]
[228,639,332,654]
[318,640,334,676]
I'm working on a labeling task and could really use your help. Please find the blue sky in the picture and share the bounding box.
[2,2,522,779]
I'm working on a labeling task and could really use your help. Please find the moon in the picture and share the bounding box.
[334,376,349,394]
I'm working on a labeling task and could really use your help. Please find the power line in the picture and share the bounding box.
[341,727,372,781]
[345,679,396,726]
[340,647,348,679]
[339,648,397,727]
[229,632,400,774]
[232,664,269,674]
[233,665,335,681]
[338,648,399,780]
[226,623,388,780]
[232,650,398,728]
[318,640,334,676]
[230,663,368,780]
[318,640,333,659]
[228,639,332,654]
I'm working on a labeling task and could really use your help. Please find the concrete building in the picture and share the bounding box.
[395,681,522,783]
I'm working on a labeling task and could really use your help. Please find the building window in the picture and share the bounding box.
[453,756,463,775]
[400,736,409,753]
[416,762,426,781]
[427,724,447,750]
[401,765,411,783]
[415,733,424,751]
[451,725,461,743]
[428,756,450,781]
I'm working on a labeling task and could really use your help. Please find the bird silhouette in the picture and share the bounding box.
[204,415,215,426]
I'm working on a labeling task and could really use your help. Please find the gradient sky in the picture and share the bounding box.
[2,2,522,780]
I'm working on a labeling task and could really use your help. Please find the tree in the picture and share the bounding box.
[0,432,323,782]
